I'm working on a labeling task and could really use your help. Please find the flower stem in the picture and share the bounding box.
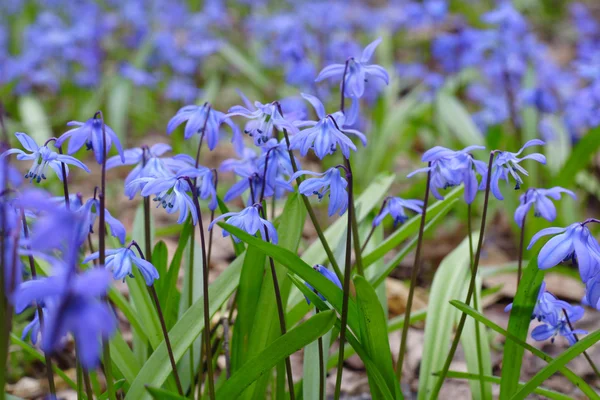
[21,209,57,398]
[562,308,600,379]
[83,368,94,400]
[129,241,184,395]
[429,151,496,400]
[258,206,296,400]
[186,179,215,400]
[395,164,432,381]
[467,204,486,400]
[207,169,218,268]
[334,167,353,400]
[344,158,364,276]
[517,216,527,286]
[316,308,325,400]
[95,111,115,400]
[222,317,231,379]
[360,197,390,253]
[278,122,343,280]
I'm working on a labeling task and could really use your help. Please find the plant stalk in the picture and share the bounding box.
[396,164,432,380]
[430,151,496,399]
[344,158,364,276]
[334,167,353,400]
[562,308,600,379]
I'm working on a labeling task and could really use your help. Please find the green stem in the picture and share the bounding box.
[316,308,325,400]
[396,164,432,381]
[344,158,364,276]
[83,368,94,400]
[562,308,600,379]
[277,107,343,281]
[467,204,486,400]
[334,168,353,400]
[429,151,496,399]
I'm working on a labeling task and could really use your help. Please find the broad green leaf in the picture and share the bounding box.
[146,386,187,400]
[450,301,599,399]
[499,259,544,399]
[109,332,140,386]
[354,276,402,399]
[152,241,169,295]
[216,311,336,399]
[418,234,481,400]
[296,279,395,400]
[125,273,162,349]
[231,245,266,372]
[10,334,76,390]
[363,187,463,268]
[163,221,192,329]
[441,371,571,400]
[544,115,571,175]
[511,329,600,400]
[18,96,51,144]
[124,255,242,400]
[555,126,600,187]
[302,308,332,400]
[436,92,485,146]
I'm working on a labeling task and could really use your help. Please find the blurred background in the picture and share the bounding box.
[3,0,600,398]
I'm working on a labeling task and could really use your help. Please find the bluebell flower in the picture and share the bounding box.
[305,265,343,305]
[514,187,576,227]
[84,247,159,286]
[209,205,278,244]
[13,268,116,369]
[505,281,559,321]
[22,305,47,345]
[167,103,243,153]
[373,197,424,228]
[227,93,299,146]
[1,132,90,183]
[530,303,586,346]
[489,139,546,200]
[290,167,348,217]
[77,197,126,245]
[529,221,600,282]
[136,168,208,225]
[407,145,487,204]
[290,94,366,159]
[223,149,293,205]
[315,37,389,99]
[56,116,125,165]
[259,139,298,185]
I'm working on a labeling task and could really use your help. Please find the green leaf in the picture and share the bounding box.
[152,241,169,295]
[109,332,141,386]
[363,187,462,268]
[441,371,571,400]
[124,255,242,400]
[544,114,571,175]
[418,234,483,400]
[216,311,336,399]
[10,333,76,390]
[449,301,599,400]
[436,92,485,146]
[146,386,187,400]
[162,221,192,329]
[499,259,544,399]
[555,126,600,187]
[511,329,600,400]
[354,276,402,399]
[231,245,266,372]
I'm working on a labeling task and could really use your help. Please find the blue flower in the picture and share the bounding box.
[530,302,586,346]
[290,167,348,217]
[84,247,159,286]
[305,265,342,305]
[529,221,600,282]
[315,37,389,99]
[505,281,558,321]
[77,197,126,245]
[1,132,90,183]
[290,94,366,159]
[136,168,208,225]
[407,145,487,204]
[373,197,424,228]
[22,305,47,345]
[167,103,243,153]
[209,205,278,244]
[227,93,298,146]
[56,116,125,165]
[489,139,546,200]
[514,187,576,227]
[13,268,116,369]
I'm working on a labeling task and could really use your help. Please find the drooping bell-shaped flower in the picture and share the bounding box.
[304,264,343,305]
[530,302,586,346]
[84,247,159,286]
[514,187,576,227]
[373,197,424,228]
[209,205,278,244]
[290,167,348,217]
[1,132,90,183]
[76,197,126,245]
[56,115,125,165]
